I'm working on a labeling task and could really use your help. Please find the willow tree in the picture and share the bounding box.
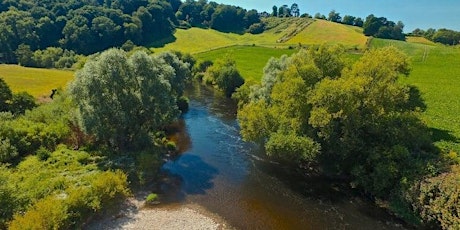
[69,49,180,151]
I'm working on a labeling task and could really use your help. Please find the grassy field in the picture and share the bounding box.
[0,65,74,98]
[288,19,368,49]
[194,46,296,83]
[152,18,368,54]
[371,38,460,152]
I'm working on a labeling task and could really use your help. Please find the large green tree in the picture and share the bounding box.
[238,45,434,198]
[69,49,181,151]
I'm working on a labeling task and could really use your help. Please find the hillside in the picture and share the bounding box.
[152,18,367,53]
[0,65,74,97]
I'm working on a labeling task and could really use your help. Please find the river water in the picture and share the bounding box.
[160,84,406,230]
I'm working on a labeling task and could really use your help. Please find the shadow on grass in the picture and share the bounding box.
[431,128,459,143]
[149,34,177,48]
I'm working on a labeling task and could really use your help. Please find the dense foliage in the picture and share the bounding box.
[0,146,129,229]
[69,49,190,151]
[0,77,36,115]
[363,14,405,40]
[0,0,176,59]
[237,45,458,228]
[202,57,244,97]
[411,28,460,46]
[0,0,262,63]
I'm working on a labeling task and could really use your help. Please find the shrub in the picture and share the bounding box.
[247,22,265,34]
[9,195,68,230]
[36,147,51,161]
[177,96,189,113]
[146,193,159,204]
[10,92,36,115]
[266,132,321,163]
[408,165,460,229]
[0,138,18,163]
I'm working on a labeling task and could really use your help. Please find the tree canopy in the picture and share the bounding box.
[0,0,262,63]
[69,49,188,151]
[238,45,435,198]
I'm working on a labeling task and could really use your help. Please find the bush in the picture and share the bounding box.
[266,132,321,163]
[10,91,36,115]
[407,165,460,229]
[36,147,51,161]
[9,195,68,230]
[247,22,265,34]
[0,138,18,163]
[177,96,189,113]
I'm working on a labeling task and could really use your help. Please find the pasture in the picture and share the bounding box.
[372,38,460,152]
[0,65,74,98]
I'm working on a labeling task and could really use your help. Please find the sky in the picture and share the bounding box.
[211,0,460,32]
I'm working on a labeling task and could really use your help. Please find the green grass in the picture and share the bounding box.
[194,46,296,83]
[0,65,74,98]
[288,19,368,49]
[371,38,460,152]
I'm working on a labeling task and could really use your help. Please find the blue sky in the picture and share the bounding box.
[211,0,460,32]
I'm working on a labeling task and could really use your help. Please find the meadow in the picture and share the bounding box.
[194,46,296,83]
[372,38,460,152]
[0,65,74,98]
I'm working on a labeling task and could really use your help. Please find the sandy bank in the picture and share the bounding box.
[85,195,231,230]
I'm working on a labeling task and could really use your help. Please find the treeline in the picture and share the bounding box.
[0,0,262,64]
[314,11,405,41]
[411,28,460,45]
[175,0,261,33]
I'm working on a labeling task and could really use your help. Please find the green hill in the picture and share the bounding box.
[152,18,367,53]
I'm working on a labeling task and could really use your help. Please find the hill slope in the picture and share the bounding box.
[152,18,367,53]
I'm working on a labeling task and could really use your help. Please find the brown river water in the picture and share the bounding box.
[158,84,407,230]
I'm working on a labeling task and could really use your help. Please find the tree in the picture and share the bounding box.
[205,58,244,97]
[238,45,433,198]
[272,5,277,17]
[278,5,290,17]
[15,44,34,67]
[353,17,364,27]
[69,49,179,150]
[342,15,355,25]
[327,10,341,22]
[363,14,405,41]
[0,78,12,112]
[291,3,299,17]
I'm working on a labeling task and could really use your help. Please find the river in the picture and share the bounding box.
[160,84,406,230]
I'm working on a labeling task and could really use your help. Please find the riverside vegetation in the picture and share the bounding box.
[1,1,460,229]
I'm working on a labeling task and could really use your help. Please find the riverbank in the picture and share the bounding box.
[85,192,231,230]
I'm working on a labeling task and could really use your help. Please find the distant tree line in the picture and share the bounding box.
[271,3,300,18]
[411,28,460,45]
[311,10,405,41]
[0,0,262,64]
[175,0,261,33]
